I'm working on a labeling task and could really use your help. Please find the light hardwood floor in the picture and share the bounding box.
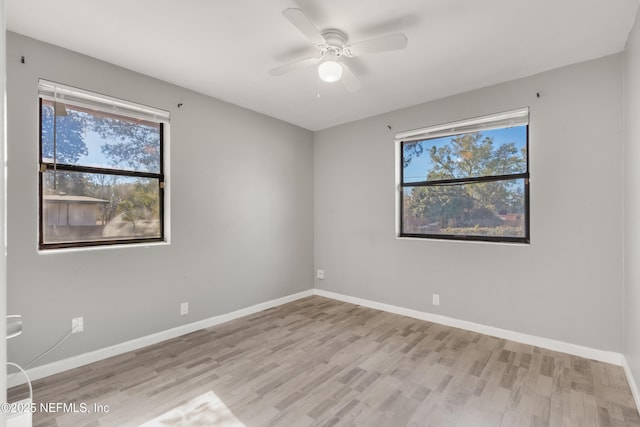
[8,296,640,426]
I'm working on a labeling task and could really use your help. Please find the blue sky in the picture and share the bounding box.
[77,130,110,168]
[403,125,527,183]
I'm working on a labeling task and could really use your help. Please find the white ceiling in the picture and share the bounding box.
[6,0,640,131]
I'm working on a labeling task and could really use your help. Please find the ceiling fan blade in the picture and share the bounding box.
[269,57,320,77]
[282,8,326,45]
[340,63,362,92]
[348,33,408,56]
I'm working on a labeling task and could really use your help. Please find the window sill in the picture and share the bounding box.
[38,240,170,255]
[396,235,530,246]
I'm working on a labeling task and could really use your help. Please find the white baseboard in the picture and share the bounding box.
[313,289,624,366]
[623,356,640,411]
[8,289,314,388]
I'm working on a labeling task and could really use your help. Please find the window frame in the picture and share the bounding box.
[397,109,530,244]
[37,82,169,250]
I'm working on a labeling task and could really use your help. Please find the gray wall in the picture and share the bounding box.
[625,8,640,395]
[6,32,314,367]
[314,54,624,352]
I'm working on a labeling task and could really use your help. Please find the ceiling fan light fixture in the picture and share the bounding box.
[318,60,343,83]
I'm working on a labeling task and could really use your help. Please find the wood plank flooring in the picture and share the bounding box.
[8,296,640,426]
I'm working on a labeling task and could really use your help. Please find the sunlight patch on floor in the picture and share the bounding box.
[139,391,245,427]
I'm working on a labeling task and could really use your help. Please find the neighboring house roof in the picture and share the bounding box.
[43,194,109,204]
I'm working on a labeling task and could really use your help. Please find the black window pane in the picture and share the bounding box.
[42,170,161,244]
[402,126,527,183]
[402,179,526,238]
[41,100,161,173]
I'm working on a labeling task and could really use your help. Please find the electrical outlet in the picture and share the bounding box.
[432,294,440,306]
[316,269,325,280]
[180,302,189,316]
[72,317,84,334]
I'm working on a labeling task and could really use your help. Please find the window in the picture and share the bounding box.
[38,80,169,249]
[397,108,529,243]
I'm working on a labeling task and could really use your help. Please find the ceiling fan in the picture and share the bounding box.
[269,8,408,92]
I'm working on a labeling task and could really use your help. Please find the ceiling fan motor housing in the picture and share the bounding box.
[319,29,350,58]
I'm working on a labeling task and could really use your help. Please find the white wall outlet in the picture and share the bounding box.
[432,294,440,306]
[316,269,325,280]
[72,317,84,334]
[180,302,189,316]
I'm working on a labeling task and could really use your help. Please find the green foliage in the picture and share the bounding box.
[91,117,160,172]
[409,186,473,228]
[43,171,89,196]
[426,133,525,181]
[440,225,523,237]
[117,181,159,231]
